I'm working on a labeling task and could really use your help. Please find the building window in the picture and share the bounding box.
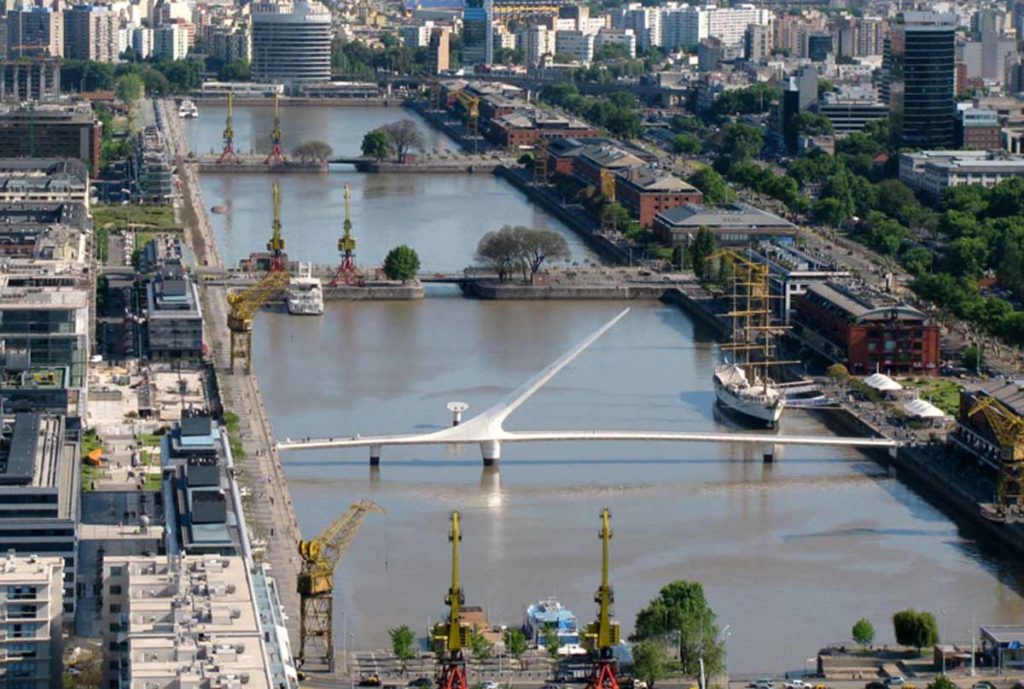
[108,585,122,595]
[109,566,124,577]
[109,604,121,614]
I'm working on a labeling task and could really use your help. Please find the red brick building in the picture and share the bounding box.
[615,169,703,227]
[488,110,599,150]
[792,282,940,375]
[573,145,646,188]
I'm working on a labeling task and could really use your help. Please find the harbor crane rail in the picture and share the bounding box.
[433,511,471,689]
[297,499,385,671]
[227,181,288,372]
[967,395,1024,512]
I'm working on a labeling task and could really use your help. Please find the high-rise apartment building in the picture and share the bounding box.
[881,12,956,149]
[662,4,771,50]
[5,7,63,59]
[518,24,554,66]
[153,23,188,60]
[462,0,493,66]
[252,0,332,85]
[555,29,594,64]
[0,553,64,689]
[63,5,117,63]
[744,23,771,62]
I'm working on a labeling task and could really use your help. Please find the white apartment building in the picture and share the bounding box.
[400,21,433,48]
[555,29,595,64]
[153,23,188,59]
[101,554,298,689]
[594,27,636,57]
[0,554,64,689]
[663,4,771,50]
[616,6,661,48]
[900,151,1024,197]
[493,25,516,51]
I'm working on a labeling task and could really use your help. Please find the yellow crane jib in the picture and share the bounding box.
[585,507,620,654]
[966,395,1024,508]
[433,510,471,653]
[267,182,286,255]
[297,500,385,671]
[339,184,357,254]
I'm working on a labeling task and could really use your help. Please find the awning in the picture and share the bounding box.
[864,373,903,392]
[903,398,947,419]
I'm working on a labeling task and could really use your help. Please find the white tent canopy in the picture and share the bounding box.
[864,373,903,392]
[903,398,947,419]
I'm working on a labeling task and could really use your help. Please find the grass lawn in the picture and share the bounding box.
[82,430,102,455]
[92,204,179,232]
[82,464,108,491]
[223,411,246,460]
[903,377,962,415]
[142,472,163,491]
[138,432,164,447]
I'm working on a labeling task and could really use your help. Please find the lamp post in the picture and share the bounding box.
[939,610,947,675]
[720,624,731,689]
[350,632,356,689]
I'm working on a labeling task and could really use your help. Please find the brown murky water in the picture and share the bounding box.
[188,108,1024,673]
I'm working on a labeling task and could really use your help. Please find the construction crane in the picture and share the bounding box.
[967,395,1024,511]
[297,499,385,671]
[226,181,289,372]
[584,508,621,689]
[218,92,241,164]
[265,93,286,165]
[432,511,471,689]
[330,184,363,287]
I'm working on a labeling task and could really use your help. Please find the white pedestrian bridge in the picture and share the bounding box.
[276,309,901,465]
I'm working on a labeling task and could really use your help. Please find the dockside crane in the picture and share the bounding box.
[218,92,241,164]
[967,396,1024,514]
[433,511,471,689]
[265,93,286,165]
[330,183,363,287]
[226,181,289,372]
[584,508,621,689]
[298,499,386,671]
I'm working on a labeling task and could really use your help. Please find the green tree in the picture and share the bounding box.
[292,141,334,163]
[476,225,524,282]
[631,580,725,677]
[361,129,394,162]
[721,122,763,162]
[381,119,425,162]
[826,363,850,382]
[632,641,670,689]
[852,618,875,646]
[542,622,561,660]
[504,628,528,668]
[469,628,493,659]
[892,610,939,652]
[927,677,957,689]
[791,111,834,138]
[874,179,918,219]
[814,197,850,228]
[389,625,416,669]
[218,59,251,81]
[670,133,702,155]
[689,227,717,283]
[116,73,143,105]
[962,346,984,374]
[689,168,736,205]
[383,245,421,281]
[520,228,571,279]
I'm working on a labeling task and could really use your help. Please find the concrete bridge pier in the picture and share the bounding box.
[763,443,781,463]
[480,439,501,467]
[370,444,382,466]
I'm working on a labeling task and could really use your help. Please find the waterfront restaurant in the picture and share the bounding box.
[981,625,1024,671]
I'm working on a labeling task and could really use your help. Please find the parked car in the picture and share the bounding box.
[885,678,907,687]
[482,682,500,689]
[408,678,432,689]
[749,680,774,689]
[785,680,813,689]
[866,681,887,689]
[973,682,997,689]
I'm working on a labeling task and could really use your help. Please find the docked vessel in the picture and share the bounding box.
[713,362,784,425]
[178,99,199,118]
[712,251,788,427]
[524,598,582,656]
[286,264,324,316]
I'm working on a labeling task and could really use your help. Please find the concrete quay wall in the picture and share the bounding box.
[194,160,327,174]
[463,281,678,300]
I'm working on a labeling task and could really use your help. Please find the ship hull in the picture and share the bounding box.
[713,375,785,427]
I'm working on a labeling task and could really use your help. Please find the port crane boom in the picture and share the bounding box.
[967,396,1024,513]
[218,91,240,164]
[265,92,285,165]
[584,508,621,689]
[433,511,470,689]
[227,181,289,371]
[297,499,385,671]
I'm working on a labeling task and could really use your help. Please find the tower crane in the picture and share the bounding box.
[265,92,286,165]
[226,181,289,372]
[967,395,1024,512]
[218,92,241,164]
[297,499,386,671]
[432,511,471,689]
[330,183,363,287]
[584,508,621,689]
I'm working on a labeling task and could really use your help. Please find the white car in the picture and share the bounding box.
[785,681,813,689]
[482,682,500,689]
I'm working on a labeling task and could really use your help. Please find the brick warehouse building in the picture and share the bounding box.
[792,282,940,375]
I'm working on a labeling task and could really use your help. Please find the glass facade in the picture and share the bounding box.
[881,12,956,149]
[462,0,493,66]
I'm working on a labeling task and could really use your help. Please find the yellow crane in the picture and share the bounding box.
[584,508,621,689]
[453,90,481,153]
[227,181,289,372]
[432,511,471,689]
[967,395,1024,510]
[297,499,386,671]
[218,91,240,164]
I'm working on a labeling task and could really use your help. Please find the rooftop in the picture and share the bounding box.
[656,202,795,229]
[804,282,930,323]
[619,168,698,193]
[0,553,63,584]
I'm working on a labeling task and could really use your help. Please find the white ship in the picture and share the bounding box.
[286,264,324,316]
[178,99,199,118]
[713,362,785,426]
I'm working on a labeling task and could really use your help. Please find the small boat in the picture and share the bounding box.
[524,598,581,655]
[178,99,199,118]
[713,362,785,426]
[211,205,228,214]
[287,263,324,316]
